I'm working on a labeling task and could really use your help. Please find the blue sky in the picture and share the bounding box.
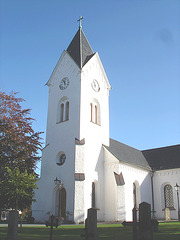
[1,0,180,173]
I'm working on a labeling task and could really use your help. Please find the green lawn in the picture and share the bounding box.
[0,222,179,240]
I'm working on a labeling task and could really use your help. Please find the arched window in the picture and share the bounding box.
[133,183,137,208]
[57,97,69,123]
[92,182,95,208]
[90,103,93,122]
[95,105,98,124]
[65,101,69,121]
[164,184,174,209]
[133,181,141,208]
[90,99,100,125]
[61,103,64,122]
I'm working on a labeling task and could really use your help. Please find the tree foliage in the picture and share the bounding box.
[0,167,38,210]
[0,91,42,210]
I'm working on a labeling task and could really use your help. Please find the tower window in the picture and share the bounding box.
[90,99,100,125]
[95,105,98,124]
[61,103,64,122]
[56,152,66,166]
[65,101,69,121]
[57,97,69,123]
[90,103,93,122]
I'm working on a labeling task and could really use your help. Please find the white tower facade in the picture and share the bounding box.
[32,27,111,223]
[32,26,180,224]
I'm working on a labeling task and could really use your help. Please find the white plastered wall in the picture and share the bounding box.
[73,53,110,222]
[103,148,152,222]
[153,168,180,220]
[32,51,81,223]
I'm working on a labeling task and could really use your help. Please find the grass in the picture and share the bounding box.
[0,222,179,240]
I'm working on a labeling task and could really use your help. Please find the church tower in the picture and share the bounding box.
[32,24,111,223]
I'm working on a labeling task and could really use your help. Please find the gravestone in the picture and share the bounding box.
[7,210,18,240]
[122,207,138,240]
[138,202,153,240]
[45,215,60,240]
[165,208,170,221]
[122,202,158,239]
[81,208,98,240]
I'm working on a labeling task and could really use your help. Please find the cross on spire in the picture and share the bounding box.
[77,16,84,28]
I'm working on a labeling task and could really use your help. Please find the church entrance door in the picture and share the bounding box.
[55,188,66,220]
[60,188,66,219]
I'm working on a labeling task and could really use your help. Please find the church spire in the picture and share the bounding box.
[66,20,94,69]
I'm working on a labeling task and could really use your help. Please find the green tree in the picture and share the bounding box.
[0,91,42,210]
[0,167,38,210]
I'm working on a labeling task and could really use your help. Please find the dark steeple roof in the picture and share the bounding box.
[67,27,95,69]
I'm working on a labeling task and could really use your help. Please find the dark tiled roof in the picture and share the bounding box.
[104,139,180,171]
[104,139,151,171]
[67,27,95,69]
[142,145,180,170]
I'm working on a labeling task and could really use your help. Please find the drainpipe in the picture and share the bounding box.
[151,170,155,219]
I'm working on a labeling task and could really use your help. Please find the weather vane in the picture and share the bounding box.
[77,16,84,28]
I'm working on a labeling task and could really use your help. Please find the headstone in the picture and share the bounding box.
[7,210,18,240]
[122,202,158,239]
[81,208,98,240]
[138,202,153,240]
[165,208,170,221]
[45,215,59,240]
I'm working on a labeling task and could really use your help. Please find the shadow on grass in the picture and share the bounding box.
[98,225,132,240]
[0,225,130,240]
[0,222,179,240]
[153,222,180,240]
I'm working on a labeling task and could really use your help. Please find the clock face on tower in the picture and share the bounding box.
[59,77,70,90]
[91,79,100,92]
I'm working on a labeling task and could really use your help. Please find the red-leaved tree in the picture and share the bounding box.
[0,91,42,210]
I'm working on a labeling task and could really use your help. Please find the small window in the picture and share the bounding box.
[61,103,64,122]
[56,152,66,166]
[133,183,137,208]
[164,184,174,209]
[57,97,69,123]
[65,101,69,120]
[90,99,100,125]
[92,182,95,208]
[95,105,98,124]
[90,103,93,122]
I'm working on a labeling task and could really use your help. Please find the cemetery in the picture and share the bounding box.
[0,203,180,240]
[0,219,180,240]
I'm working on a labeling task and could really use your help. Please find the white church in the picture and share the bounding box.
[32,24,180,223]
